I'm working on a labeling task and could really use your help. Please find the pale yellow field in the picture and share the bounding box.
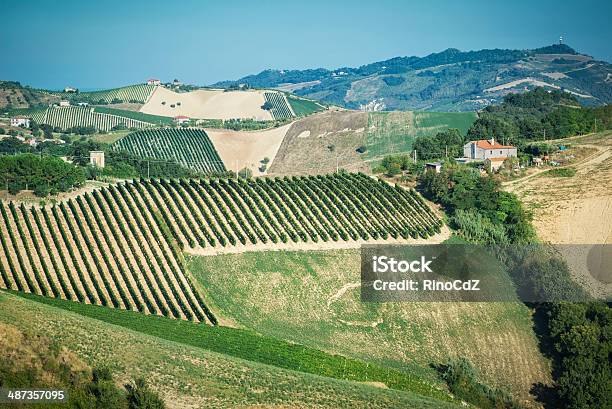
[140,87,273,120]
[506,131,612,298]
[205,123,292,175]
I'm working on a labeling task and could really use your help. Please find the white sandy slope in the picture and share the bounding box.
[140,87,273,120]
[206,124,292,176]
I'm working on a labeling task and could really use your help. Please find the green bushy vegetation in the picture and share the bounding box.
[440,358,522,409]
[53,84,155,104]
[419,164,534,243]
[467,88,612,145]
[0,154,85,196]
[545,167,576,177]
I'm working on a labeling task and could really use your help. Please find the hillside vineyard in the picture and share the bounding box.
[54,84,156,104]
[31,106,153,131]
[112,128,226,174]
[0,174,441,322]
[264,92,294,119]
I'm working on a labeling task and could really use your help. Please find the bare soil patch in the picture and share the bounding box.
[206,124,291,176]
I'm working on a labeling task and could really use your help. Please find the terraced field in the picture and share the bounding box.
[112,128,226,173]
[264,92,294,119]
[32,106,153,131]
[54,84,156,104]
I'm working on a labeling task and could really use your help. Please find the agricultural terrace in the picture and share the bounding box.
[263,92,294,119]
[32,106,152,131]
[112,128,225,174]
[286,94,326,116]
[365,111,477,161]
[54,84,156,104]
[0,187,215,324]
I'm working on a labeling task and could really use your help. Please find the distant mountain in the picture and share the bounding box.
[212,44,612,112]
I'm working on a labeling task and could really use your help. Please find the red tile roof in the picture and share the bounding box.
[475,139,514,150]
[174,115,189,119]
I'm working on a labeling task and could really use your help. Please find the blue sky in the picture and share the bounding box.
[1,0,610,89]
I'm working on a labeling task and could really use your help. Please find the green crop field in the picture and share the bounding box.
[0,291,459,408]
[0,191,215,323]
[54,84,156,104]
[0,174,440,320]
[93,106,174,125]
[112,128,226,173]
[365,111,477,161]
[286,94,326,116]
[188,248,550,398]
[32,105,153,131]
[264,92,293,119]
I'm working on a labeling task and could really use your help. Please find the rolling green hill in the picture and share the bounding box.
[187,248,550,400]
[213,44,612,111]
[0,291,460,408]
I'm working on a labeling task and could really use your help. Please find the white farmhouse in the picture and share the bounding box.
[147,78,161,86]
[10,116,30,128]
[463,138,517,170]
[59,100,71,107]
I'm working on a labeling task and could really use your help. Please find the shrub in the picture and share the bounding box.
[441,358,522,409]
[545,167,576,177]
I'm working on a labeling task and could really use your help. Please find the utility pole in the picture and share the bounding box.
[445,145,448,158]
[147,160,150,179]
[413,150,417,163]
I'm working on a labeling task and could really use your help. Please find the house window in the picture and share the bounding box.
[490,150,493,154]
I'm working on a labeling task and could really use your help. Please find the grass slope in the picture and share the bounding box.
[3,290,457,407]
[287,94,326,116]
[187,248,550,400]
[366,111,477,161]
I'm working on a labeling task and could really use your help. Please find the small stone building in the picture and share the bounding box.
[90,151,105,168]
